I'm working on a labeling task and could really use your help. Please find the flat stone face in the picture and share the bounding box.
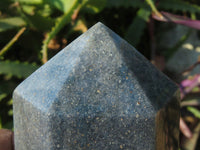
[13,22,180,150]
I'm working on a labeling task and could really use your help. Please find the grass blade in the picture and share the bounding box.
[187,106,200,119]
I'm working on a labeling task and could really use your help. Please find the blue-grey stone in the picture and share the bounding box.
[13,22,180,150]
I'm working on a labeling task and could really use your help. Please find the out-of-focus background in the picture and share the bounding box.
[0,0,200,149]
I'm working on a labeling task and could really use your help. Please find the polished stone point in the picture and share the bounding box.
[13,22,180,150]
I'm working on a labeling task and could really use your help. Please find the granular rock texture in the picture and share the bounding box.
[13,22,180,150]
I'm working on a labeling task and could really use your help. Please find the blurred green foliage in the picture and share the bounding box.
[0,0,200,149]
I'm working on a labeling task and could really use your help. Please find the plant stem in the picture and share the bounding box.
[145,0,163,18]
[41,1,83,64]
[0,27,26,56]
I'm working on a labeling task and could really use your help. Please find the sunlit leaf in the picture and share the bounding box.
[0,17,26,32]
[181,99,200,107]
[44,0,78,13]
[37,4,53,17]
[187,106,200,119]
[8,109,13,116]
[84,0,106,13]
[0,93,7,102]
[72,19,88,33]
[16,0,43,5]
[0,61,39,78]
[21,5,36,15]
[7,99,13,105]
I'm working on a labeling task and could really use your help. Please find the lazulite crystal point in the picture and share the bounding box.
[13,22,180,150]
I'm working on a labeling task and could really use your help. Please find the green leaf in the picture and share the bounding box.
[18,3,54,31]
[7,99,13,106]
[187,106,200,119]
[106,0,146,8]
[125,8,151,46]
[16,0,43,5]
[0,94,7,102]
[37,4,53,17]
[22,13,55,31]
[44,0,78,13]
[0,61,39,78]
[0,17,26,32]
[8,109,13,116]
[181,99,200,107]
[159,0,200,13]
[21,5,36,15]
[41,0,80,63]
[84,0,107,13]
[20,3,52,17]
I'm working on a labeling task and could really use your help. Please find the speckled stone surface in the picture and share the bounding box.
[13,22,180,150]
